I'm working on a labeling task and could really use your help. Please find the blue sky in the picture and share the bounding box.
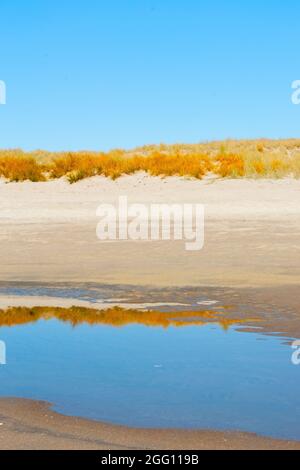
[0,0,299,151]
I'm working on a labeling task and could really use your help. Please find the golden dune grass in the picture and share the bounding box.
[0,152,46,182]
[0,139,300,182]
[0,305,259,330]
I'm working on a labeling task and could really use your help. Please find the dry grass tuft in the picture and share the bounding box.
[0,152,46,182]
[145,151,212,178]
[215,153,245,177]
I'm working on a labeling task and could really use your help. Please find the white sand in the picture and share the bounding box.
[2,173,300,222]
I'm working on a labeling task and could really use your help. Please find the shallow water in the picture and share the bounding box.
[0,316,299,440]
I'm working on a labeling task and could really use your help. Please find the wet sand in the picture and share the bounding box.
[0,398,299,450]
[0,283,299,339]
[0,295,189,310]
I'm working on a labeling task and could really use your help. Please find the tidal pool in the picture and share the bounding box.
[0,314,299,441]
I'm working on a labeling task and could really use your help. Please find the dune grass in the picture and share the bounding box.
[0,151,47,182]
[0,139,300,182]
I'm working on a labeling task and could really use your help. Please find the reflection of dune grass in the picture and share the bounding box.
[1,139,299,182]
[0,306,260,330]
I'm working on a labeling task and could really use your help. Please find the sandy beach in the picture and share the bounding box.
[0,398,299,450]
[1,174,300,288]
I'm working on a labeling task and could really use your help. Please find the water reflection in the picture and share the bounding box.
[0,300,299,442]
[0,305,260,329]
[0,316,298,441]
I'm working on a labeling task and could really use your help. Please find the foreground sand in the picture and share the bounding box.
[1,174,300,287]
[0,398,298,450]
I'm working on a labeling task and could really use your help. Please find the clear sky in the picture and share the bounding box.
[0,0,299,151]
